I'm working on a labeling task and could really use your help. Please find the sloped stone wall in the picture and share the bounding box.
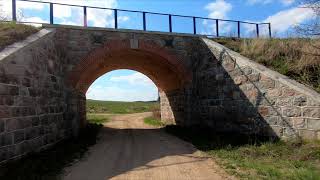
[202,38,320,140]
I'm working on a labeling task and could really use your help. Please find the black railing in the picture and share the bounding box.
[11,0,272,38]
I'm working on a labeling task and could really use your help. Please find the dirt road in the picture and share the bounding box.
[63,113,232,180]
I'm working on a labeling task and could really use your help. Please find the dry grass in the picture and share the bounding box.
[214,38,320,92]
[0,22,39,51]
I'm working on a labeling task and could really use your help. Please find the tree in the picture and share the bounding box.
[296,0,320,36]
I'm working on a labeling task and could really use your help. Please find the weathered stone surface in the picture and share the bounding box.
[303,108,320,118]
[282,107,301,117]
[307,119,320,130]
[299,129,317,140]
[0,133,13,146]
[14,130,25,144]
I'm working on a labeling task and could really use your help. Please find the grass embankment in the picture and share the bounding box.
[0,22,39,51]
[166,126,320,180]
[87,99,159,114]
[142,105,165,127]
[87,114,110,124]
[144,117,165,127]
[214,38,320,93]
[0,124,102,180]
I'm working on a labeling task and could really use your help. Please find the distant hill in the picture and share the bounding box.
[86,99,159,114]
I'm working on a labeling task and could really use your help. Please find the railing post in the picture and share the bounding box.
[12,0,17,21]
[83,6,87,27]
[237,21,241,38]
[256,24,259,38]
[193,17,196,34]
[169,14,172,32]
[114,9,118,29]
[216,19,219,37]
[268,23,272,38]
[49,3,53,24]
[143,12,146,31]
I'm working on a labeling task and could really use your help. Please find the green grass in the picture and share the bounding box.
[87,99,160,114]
[0,123,102,180]
[87,114,110,125]
[0,22,39,51]
[144,116,165,127]
[166,125,320,180]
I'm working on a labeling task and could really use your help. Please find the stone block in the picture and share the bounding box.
[6,117,32,132]
[276,97,293,106]
[266,88,282,97]
[0,84,19,95]
[264,116,279,126]
[233,75,247,85]
[282,107,301,117]
[26,127,40,140]
[0,119,4,133]
[259,75,275,89]
[14,130,25,144]
[299,129,317,140]
[247,73,260,82]
[282,86,296,96]
[293,95,307,106]
[0,133,13,146]
[303,108,320,118]
[307,119,320,130]
[292,118,306,128]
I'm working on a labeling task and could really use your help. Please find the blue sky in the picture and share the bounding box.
[0,0,316,101]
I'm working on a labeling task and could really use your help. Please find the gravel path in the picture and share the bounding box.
[63,112,233,180]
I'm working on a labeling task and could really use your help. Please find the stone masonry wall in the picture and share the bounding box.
[0,29,78,163]
[201,38,320,140]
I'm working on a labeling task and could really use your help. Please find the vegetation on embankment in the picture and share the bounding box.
[214,38,320,93]
[87,114,110,125]
[0,123,102,180]
[0,22,39,51]
[143,105,164,127]
[86,99,159,114]
[144,117,165,127]
[166,125,320,180]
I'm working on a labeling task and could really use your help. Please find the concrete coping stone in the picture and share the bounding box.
[0,28,55,61]
[42,24,207,38]
[202,38,320,103]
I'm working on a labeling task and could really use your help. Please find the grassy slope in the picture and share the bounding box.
[166,126,320,180]
[0,22,39,51]
[86,99,159,114]
[87,114,110,124]
[144,116,164,127]
[214,38,320,93]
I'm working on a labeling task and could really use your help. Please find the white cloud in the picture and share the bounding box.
[264,7,315,34]
[86,72,158,102]
[205,0,232,19]
[86,85,158,102]
[110,72,155,86]
[203,0,233,36]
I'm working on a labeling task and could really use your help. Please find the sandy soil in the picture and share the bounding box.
[63,112,233,180]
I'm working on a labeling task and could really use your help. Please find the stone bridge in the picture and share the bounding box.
[0,25,320,163]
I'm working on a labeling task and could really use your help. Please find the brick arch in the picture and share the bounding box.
[67,39,192,93]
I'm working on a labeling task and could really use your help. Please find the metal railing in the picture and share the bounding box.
[11,0,272,38]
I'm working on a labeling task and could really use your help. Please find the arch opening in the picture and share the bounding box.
[66,44,191,129]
